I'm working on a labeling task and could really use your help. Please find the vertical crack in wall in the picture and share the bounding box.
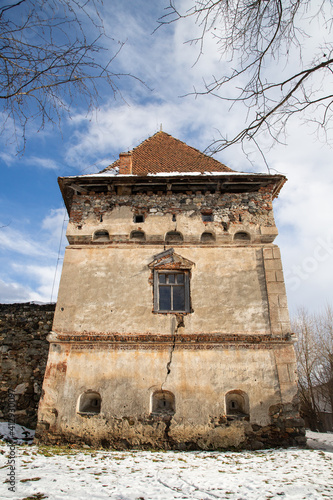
[161,315,184,448]
[161,314,184,390]
[163,415,172,446]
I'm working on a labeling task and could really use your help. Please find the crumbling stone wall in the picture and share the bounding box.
[0,303,55,429]
[69,187,276,229]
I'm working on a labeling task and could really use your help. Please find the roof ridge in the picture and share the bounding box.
[128,130,170,154]
[101,131,234,174]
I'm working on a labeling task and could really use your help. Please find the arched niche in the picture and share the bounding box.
[200,231,216,243]
[234,231,251,242]
[130,230,146,241]
[93,230,110,242]
[225,390,249,419]
[151,390,175,415]
[165,231,183,243]
[77,391,101,414]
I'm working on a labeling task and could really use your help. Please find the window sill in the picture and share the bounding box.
[77,411,100,417]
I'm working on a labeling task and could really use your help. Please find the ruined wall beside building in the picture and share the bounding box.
[0,303,55,429]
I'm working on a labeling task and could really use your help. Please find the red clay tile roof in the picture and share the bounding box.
[102,131,234,175]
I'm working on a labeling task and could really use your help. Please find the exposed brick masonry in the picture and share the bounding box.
[69,186,276,228]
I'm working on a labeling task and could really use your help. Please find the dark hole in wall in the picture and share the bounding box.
[202,214,213,222]
[78,392,101,414]
[134,214,145,223]
[152,390,175,415]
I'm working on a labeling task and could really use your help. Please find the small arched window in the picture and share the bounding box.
[234,231,251,242]
[78,391,101,414]
[130,230,146,241]
[151,390,175,415]
[165,231,183,243]
[201,232,216,243]
[225,390,249,419]
[93,230,110,242]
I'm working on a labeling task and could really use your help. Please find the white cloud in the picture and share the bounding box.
[11,264,61,303]
[0,207,67,303]
[0,279,36,303]
[41,208,67,247]
[269,125,333,313]
[26,156,60,170]
[0,226,49,257]
[0,151,16,166]
[65,95,244,169]
[0,208,66,259]
[64,0,250,170]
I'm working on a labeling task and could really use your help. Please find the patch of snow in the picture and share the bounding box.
[65,170,271,179]
[29,301,56,305]
[1,428,332,499]
[306,430,333,452]
[146,171,246,176]
[0,422,35,445]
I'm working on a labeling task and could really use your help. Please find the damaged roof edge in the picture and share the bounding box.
[58,172,287,215]
[60,170,283,179]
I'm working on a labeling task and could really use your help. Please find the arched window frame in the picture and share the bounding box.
[148,249,194,314]
[200,231,216,243]
[165,231,183,243]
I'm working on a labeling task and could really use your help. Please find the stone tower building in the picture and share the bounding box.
[36,131,305,449]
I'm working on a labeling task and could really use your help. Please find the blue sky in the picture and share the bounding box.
[1,0,333,315]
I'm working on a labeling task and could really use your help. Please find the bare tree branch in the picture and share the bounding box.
[160,1,333,156]
[293,306,333,431]
[0,0,143,151]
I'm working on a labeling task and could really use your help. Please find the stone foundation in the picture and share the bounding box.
[35,410,306,451]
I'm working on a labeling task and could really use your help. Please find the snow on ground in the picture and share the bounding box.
[0,425,332,500]
[0,422,35,445]
[306,430,333,452]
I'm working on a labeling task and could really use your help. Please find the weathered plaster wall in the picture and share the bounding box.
[54,186,289,337]
[36,341,304,450]
[53,246,273,335]
[0,303,55,429]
